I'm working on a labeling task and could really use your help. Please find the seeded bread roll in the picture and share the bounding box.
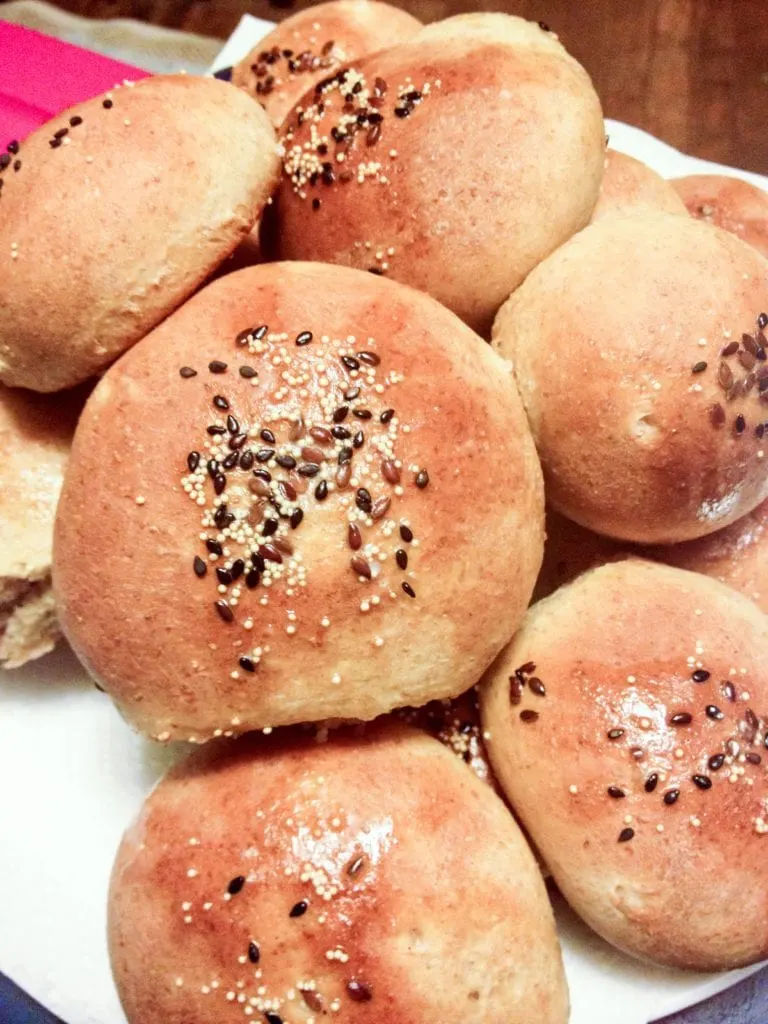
[109,723,568,1024]
[673,174,768,258]
[0,384,82,668]
[590,150,687,224]
[232,0,421,128]
[0,75,279,393]
[54,262,543,741]
[481,559,768,970]
[267,13,605,335]
[494,213,768,544]
[537,503,768,614]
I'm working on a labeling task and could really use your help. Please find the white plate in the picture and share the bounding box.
[1,14,767,1024]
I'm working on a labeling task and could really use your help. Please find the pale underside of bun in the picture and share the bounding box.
[109,723,569,1024]
[481,559,768,970]
[0,75,279,393]
[54,262,543,741]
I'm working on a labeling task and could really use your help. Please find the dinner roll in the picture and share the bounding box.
[0,75,278,393]
[0,385,82,668]
[267,13,605,334]
[232,0,421,127]
[54,262,543,741]
[494,213,768,543]
[109,723,569,1024]
[673,174,768,258]
[590,150,687,223]
[481,560,768,970]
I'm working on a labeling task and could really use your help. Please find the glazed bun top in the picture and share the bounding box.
[109,723,568,1024]
[54,262,544,742]
[232,0,422,127]
[481,560,768,970]
[268,12,605,334]
[0,75,279,393]
[590,150,687,223]
[673,174,768,258]
[494,212,768,544]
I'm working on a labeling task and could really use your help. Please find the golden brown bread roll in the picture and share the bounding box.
[494,212,768,544]
[232,0,421,127]
[54,262,544,741]
[481,560,768,970]
[0,75,279,393]
[537,502,768,615]
[673,174,768,258]
[0,384,83,668]
[590,150,687,223]
[109,723,569,1024]
[267,13,605,334]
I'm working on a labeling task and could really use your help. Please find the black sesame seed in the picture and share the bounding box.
[520,709,539,723]
[102,98,113,109]
[179,366,197,378]
[692,774,712,790]
[252,552,266,570]
[692,669,710,683]
[206,539,223,555]
[670,712,693,726]
[380,408,395,424]
[353,430,364,448]
[352,408,372,420]
[216,567,232,585]
[722,681,737,702]
[265,1014,283,1024]
[240,450,255,470]
[618,828,635,843]
[332,425,351,440]
[240,365,258,379]
[396,549,408,570]
[230,559,245,581]
[296,331,313,346]
[347,980,373,1002]
[298,462,320,477]
[245,569,260,589]
[240,656,256,673]
[663,789,680,805]
[402,581,416,598]
[314,480,329,501]
[607,728,625,740]
[262,518,279,537]
[333,405,349,423]
[528,677,547,697]
[415,470,429,489]
[746,752,762,765]
[222,451,238,470]
[69,115,83,127]
[228,875,246,895]
[227,415,240,434]
[260,428,276,443]
[341,355,360,371]
[338,446,353,465]
[399,524,413,543]
[344,387,361,400]
[289,900,308,918]
[708,753,725,771]
[735,414,746,434]
[207,460,220,478]
[276,454,297,470]
[213,473,226,495]
[607,786,625,799]
[705,705,724,720]
[257,448,275,462]
[209,360,227,373]
[290,508,304,529]
[193,555,207,578]
[509,677,523,705]
[312,198,321,211]
[248,941,260,963]
[644,773,658,793]
[215,600,234,623]
[692,361,708,374]
[760,313,768,330]
[7,140,19,154]
[207,425,226,436]
[187,451,200,472]
[356,488,372,511]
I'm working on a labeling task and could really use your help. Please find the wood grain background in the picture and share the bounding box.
[27,0,768,174]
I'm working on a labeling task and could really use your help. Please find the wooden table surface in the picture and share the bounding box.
[38,0,768,174]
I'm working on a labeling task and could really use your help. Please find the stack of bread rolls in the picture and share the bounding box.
[1,5,767,1022]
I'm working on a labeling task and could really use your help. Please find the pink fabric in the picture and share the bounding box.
[0,22,148,142]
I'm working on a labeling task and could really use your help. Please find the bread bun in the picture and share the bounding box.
[109,723,568,1023]
[493,212,768,543]
[673,174,768,258]
[481,559,768,970]
[267,13,604,334]
[233,0,421,127]
[537,503,768,614]
[54,262,543,741]
[0,384,83,667]
[0,75,278,393]
[590,150,687,223]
